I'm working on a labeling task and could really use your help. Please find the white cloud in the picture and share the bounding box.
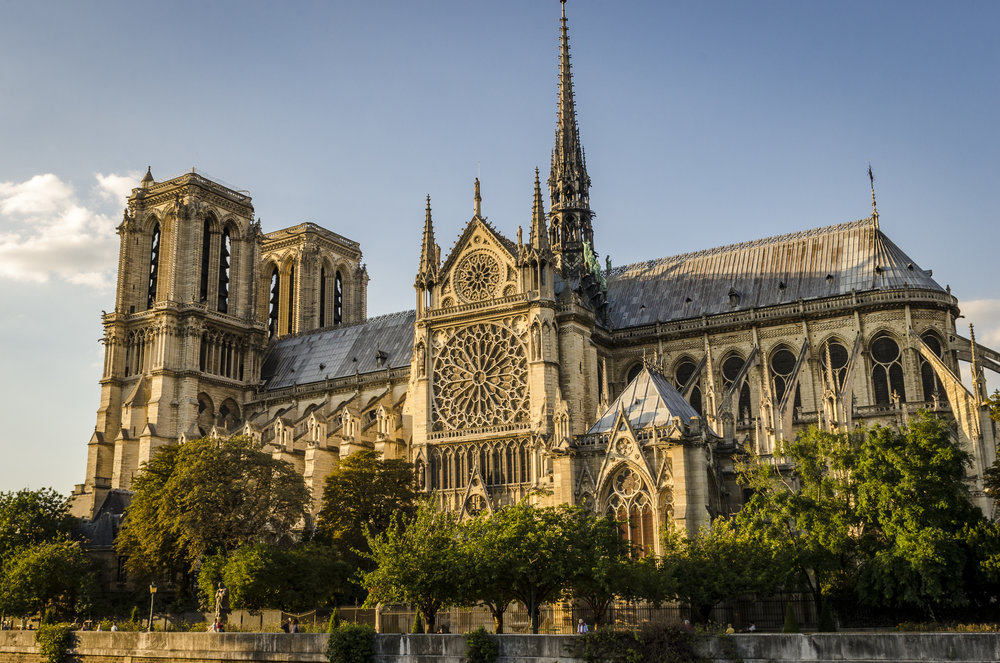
[0,172,132,289]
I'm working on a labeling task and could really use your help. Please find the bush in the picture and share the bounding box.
[35,624,76,663]
[465,626,498,663]
[411,612,424,634]
[782,604,799,633]
[573,623,702,663]
[328,607,341,632]
[326,624,376,663]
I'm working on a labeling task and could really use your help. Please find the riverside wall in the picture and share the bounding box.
[3,630,1000,662]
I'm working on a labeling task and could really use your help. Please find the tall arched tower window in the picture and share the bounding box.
[334,271,343,325]
[319,267,327,327]
[285,266,295,334]
[769,346,800,408]
[674,358,702,415]
[870,333,905,404]
[147,223,161,309]
[199,220,211,303]
[919,332,943,401]
[267,267,280,339]
[217,227,231,313]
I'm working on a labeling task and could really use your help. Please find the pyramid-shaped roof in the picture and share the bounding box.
[588,366,701,434]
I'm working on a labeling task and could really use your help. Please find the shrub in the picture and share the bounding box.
[411,612,424,634]
[35,624,76,663]
[328,607,341,632]
[326,623,376,663]
[465,626,498,663]
[573,623,702,663]
[129,605,140,624]
[782,604,799,633]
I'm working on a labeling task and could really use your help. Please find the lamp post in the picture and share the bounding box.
[148,582,158,632]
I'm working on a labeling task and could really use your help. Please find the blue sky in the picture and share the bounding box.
[0,1,997,494]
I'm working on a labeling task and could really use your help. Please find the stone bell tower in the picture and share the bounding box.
[72,169,268,517]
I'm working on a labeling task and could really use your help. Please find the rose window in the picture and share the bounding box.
[433,322,528,430]
[613,467,643,497]
[456,251,502,302]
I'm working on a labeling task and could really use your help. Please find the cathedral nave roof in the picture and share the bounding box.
[604,217,944,329]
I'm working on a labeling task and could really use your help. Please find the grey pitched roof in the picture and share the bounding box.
[605,218,944,329]
[588,366,701,434]
[262,311,415,389]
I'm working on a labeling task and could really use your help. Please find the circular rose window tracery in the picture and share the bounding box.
[433,322,528,430]
[455,251,502,303]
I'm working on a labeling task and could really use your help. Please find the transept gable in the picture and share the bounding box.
[437,217,519,307]
[459,456,494,518]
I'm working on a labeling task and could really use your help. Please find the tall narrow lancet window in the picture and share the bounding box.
[674,358,702,415]
[285,266,295,334]
[919,332,944,402]
[199,220,211,302]
[334,271,343,324]
[319,267,327,327]
[147,223,160,309]
[217,227,231,313]
[770,347,798,405]
[871,334,905,404]
[267,268,280,339]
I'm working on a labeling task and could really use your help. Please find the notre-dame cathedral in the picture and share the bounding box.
[71,2,999,555]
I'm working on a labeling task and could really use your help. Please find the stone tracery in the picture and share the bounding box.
[455,250,502,303]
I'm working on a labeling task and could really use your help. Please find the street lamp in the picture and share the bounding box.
[148,583,158,632]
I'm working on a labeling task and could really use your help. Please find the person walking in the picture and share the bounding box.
[576,619,588,634]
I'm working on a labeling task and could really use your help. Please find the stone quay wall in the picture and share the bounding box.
[3,630,1000,662]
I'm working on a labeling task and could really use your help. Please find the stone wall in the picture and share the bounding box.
[4,630,1000,663]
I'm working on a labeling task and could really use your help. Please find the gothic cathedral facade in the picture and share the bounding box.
[72,3,999,554]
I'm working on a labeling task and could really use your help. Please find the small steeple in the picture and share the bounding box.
[970,324,987,405]
[474,178,482,218]
[417,195,437,284]
[141,166,154,188]
[530,168,550,251]
[868,163,879,229]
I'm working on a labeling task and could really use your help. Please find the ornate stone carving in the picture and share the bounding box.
[455,250,501,303]
[432,321,528,430]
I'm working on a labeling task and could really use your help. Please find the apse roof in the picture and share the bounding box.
[588,366,701,434]
[605,218,944,329]
[262,310,416,389]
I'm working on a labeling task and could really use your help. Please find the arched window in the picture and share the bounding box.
[870,333,905,404]
[820,338,850,390]
[626,363,643,385]
[769,347,799,406]
[674,358,702,415]
[319,267,327,327]
[285,265,295,334]
[605,465,655,555]
[721,354,752,423]
[199,220,211,302]
[267,267,280,339]
[147,223,160,309]
[217,227,231,313]
[334,271,343,325]
[920,332,944,401]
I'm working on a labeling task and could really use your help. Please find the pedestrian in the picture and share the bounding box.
[725,623,735,635]
[748,623,756,632]
[280,620,289,633]
[576,618,588,634]
[289,619,299,633]
[683,619,693,633]
[110,623,118,632]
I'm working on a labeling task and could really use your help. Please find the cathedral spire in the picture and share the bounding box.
[417,195,437,284]
[530,168,550,252]
[548,0,594,279]
[868,163,879,229]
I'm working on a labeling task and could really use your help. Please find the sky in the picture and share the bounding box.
[0,1,997,495]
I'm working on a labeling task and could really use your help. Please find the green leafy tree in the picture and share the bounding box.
[487,502,587,634]
[199,542,347,612]
[852,412,983,611]
[563,510,633,628]
[662,518,783,623]
[457,511,520,633]
[362,500,462,634]
[0,488,76,564]
[116,436,310,586]
[0,540,98,618]
[316,449,417,576]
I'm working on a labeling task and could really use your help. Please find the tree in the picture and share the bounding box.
[0,488,76,565]
[662,518,783,623]
[488,502,586,634]
[316,449,417,575]
[563,510,633,628]
[457,512,520,633]
[0,540,98,618]
[116,436,310,585]
[198,542,348,612]
[362,500,462,633]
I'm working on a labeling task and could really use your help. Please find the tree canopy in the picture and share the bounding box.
[115,436,310,585]
[0,539,98,619]
[315,449,417,574]
[0,488,76,565]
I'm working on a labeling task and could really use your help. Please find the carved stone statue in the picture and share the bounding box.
[214,583,228,624]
